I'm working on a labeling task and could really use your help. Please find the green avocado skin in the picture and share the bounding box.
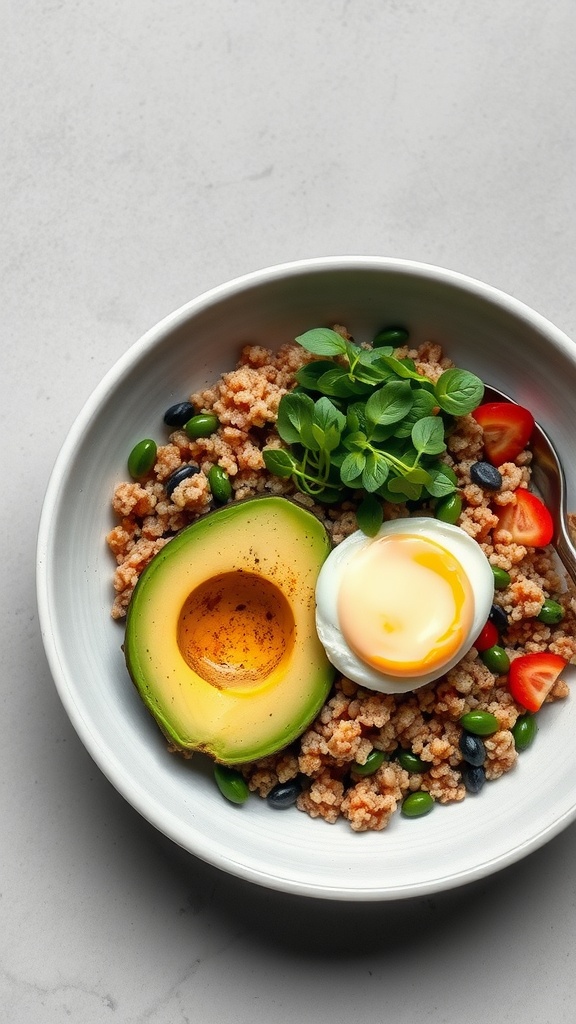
[124,495,335,764]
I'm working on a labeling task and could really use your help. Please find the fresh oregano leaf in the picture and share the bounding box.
[411,415,446,456]
[434,368,484,415]
[316,366,370,398]
[364,380,413,428]
[376,353,429,383]
[386,475,424,501]
[276,392,316,446]
[295,328,348,357]
[262,448,299,478]
[356,493,384,536]
[425,464,458,497]
[295,360,338,391]
[341,451,367,486]
[361,451,390,492]
[393,388,437,437]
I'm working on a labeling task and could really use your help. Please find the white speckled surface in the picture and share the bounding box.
[3,2,576,1020]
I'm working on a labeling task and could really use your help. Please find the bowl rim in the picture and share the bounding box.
[36,255,576,900]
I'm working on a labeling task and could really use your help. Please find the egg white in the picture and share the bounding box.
[315,516,495,694]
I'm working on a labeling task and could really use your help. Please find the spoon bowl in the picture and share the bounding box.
[483,384,576,585]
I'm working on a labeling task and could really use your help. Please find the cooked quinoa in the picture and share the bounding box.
[107,332,576,832]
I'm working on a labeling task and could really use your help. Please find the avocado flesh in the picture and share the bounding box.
[124,496,335,764]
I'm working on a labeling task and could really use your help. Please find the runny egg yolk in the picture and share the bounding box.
[337,533,474,677]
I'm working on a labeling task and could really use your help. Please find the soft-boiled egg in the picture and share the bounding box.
[315,516,494,694]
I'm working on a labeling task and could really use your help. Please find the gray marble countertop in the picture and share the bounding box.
[3,2,576,1021]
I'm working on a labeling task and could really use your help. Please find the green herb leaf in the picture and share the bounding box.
[262,448,299,478]
[376,353,429,383]
[295,328,348,357]
[356,494,384,536]
[434,368,484,415]
[295,360,338,391]
[316,366,371,398]
[425,464,458,497]
[403,465,433,485]
[362,451,390,492]
[344,340,362,365]
[313,396,346,433]
[341,451,367,486]
[411,415,446,455]
[342,431,368,452]
[277,392,321,450]
[386,476,424,501]
[393,388,437,437]
[365,380,414,429]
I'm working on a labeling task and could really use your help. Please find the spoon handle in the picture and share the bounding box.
[555,524,576,588]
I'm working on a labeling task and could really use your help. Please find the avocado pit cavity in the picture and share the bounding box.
[177,570,295,690]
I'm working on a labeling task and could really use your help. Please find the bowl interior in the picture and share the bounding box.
[37,258,576,900]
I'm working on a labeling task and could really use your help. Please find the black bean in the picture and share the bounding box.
[459,732,486,767]
[489,603,509,631]
[470,461,503,490]
[165,463,201,498]
[163,401,196,428]
[266,779,303,809]
[462,764,486,794]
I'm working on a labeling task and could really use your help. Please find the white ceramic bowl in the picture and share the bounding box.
[37,256,576,901]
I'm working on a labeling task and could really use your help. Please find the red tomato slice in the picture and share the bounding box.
[472,401,534,465]
[508,652,567,712]
[497,488,554,547]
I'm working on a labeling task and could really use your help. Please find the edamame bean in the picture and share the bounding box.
[537,599,564,625]
[435,493,462,525]
[208,464,233,504]
[185,413,219,439]
[128,438,157,480]
[372,325,410,349]
[214,764,250,805]
[401,791,434,818]
[459,710,499,736]
[491,565,511,590]
[512,713,538,751]
[353,749,386,776]
[397,750,429,774]
[480,644,510,675]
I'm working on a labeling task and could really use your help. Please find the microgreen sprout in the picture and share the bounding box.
[263,327,484,535]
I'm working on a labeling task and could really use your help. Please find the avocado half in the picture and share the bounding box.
[124,495,336,764]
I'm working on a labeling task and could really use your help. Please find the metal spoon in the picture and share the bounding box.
[483,384,576,586]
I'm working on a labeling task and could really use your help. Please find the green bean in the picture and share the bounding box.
[480,645,510,675]
[352,750,386,776]
[185,413,219,439]
[459,710,499,736]
[491,565,511,590]
[401,791,434,818]
[214,764,250,805]
[128,438,157,480]
[397,750,429,773]
[435,493,462,525]
[537,599,564,625]
[512,713,538,751]
[372,325,410,348]
[208,464,233,504]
